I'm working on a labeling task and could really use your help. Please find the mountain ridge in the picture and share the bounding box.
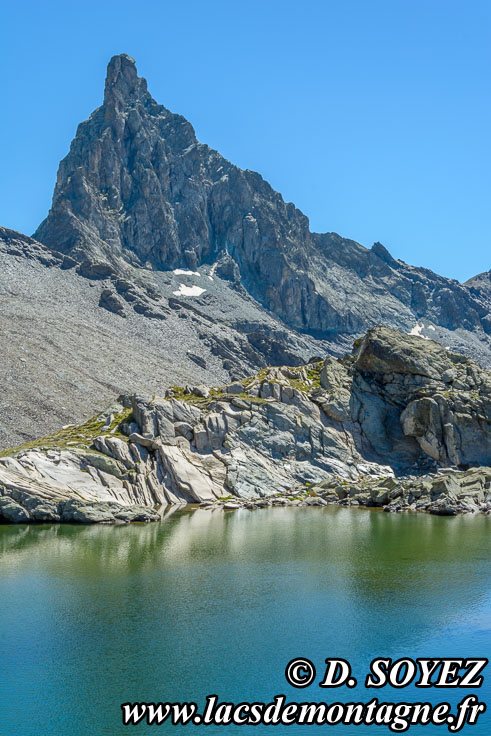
[0,54,489,448]
[33,54,490,344]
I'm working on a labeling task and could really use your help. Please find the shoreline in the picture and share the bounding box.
[1,465,490,526]
[1,327,489,524]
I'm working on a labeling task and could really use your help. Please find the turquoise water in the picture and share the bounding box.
[0,507,490,735]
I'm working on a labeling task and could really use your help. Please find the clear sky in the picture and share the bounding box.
[2,0,490,281]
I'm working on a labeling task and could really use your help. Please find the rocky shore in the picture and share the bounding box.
[203,466,491,516]
[2,53,490,453]
[1,326,489,523]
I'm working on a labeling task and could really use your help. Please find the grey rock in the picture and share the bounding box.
[0,496,30,523]
[129,432,160,449]
[1,55,491,452]
[0,326,489,519]
[60,500,116,524]
[187,353,207,369]
[99,288,126,317]
[77,261,115,280]
[33,55,490,361]
[224,382,244,395]
[114,506,160,522]
[353,326,453,379]
[30,502,61,522]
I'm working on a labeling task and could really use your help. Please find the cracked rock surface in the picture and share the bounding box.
[33,55,491,365]
[1,327,489,522]
[1,54,490,447]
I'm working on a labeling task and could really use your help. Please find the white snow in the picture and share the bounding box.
[409,322,429,339]
[173,284,206,297]
[173,269,201,277]
[428,325,436,331]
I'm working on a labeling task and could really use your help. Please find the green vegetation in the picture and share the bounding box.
[1,357,324,459]
[240,376,255,390]
[283,362,323,393]
[233,393,268,404]
[242,361,323,395]
[166,386,225,409]
[167,384,269,409]
[0,407,133,458]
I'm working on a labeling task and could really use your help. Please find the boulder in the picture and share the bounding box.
[354,326,453,379]
[0,496,30,523]
[30,502,61,522]
[61,500,116,524]
[99,288,126,317]
[77,260,115,280]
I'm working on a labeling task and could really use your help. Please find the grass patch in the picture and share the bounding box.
[0,407,134,458]
[167,385,270,410]
[286,362,322,393]
[306,362,322,386]
[166,386,225,409]
[167,358,324,412]
[233,393,268,404]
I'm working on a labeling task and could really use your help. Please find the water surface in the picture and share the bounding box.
[0,507,490,735]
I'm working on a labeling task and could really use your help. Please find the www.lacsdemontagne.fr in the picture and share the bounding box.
[121,694,486,732]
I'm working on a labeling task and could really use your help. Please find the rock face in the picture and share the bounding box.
[33,54,491,364]
[351,327,490,467]
[1,327,489,521]
[0,225,328,447]
[1,56,490,448]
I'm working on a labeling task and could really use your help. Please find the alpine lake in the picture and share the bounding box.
[1,506,490,735]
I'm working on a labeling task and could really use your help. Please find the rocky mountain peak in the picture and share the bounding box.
[104,54,147,111]
[32,55,491,366]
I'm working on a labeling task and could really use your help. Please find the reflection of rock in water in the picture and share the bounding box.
[1,515,489,736]
[1,509,489,637]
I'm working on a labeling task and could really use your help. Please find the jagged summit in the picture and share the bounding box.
[104,54,146,109]
[0,54,490,448]
[30,54,490,361]
[466,270,491,297]
[107,53,136,72]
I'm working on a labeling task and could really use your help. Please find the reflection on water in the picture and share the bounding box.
[0,508,490,735]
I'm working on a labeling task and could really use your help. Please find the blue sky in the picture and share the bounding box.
[2,0,490,281]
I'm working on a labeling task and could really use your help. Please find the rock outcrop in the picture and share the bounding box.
[0,225,328,447]
[33,54,490,365]
[1,56,490,447]
[351,327,490,468]
[1,327,489,522]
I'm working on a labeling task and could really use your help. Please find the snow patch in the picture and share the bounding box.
[409,322,429,339]
[173,284,206,297]
[173,269,201,277]
[428,325,436,331]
